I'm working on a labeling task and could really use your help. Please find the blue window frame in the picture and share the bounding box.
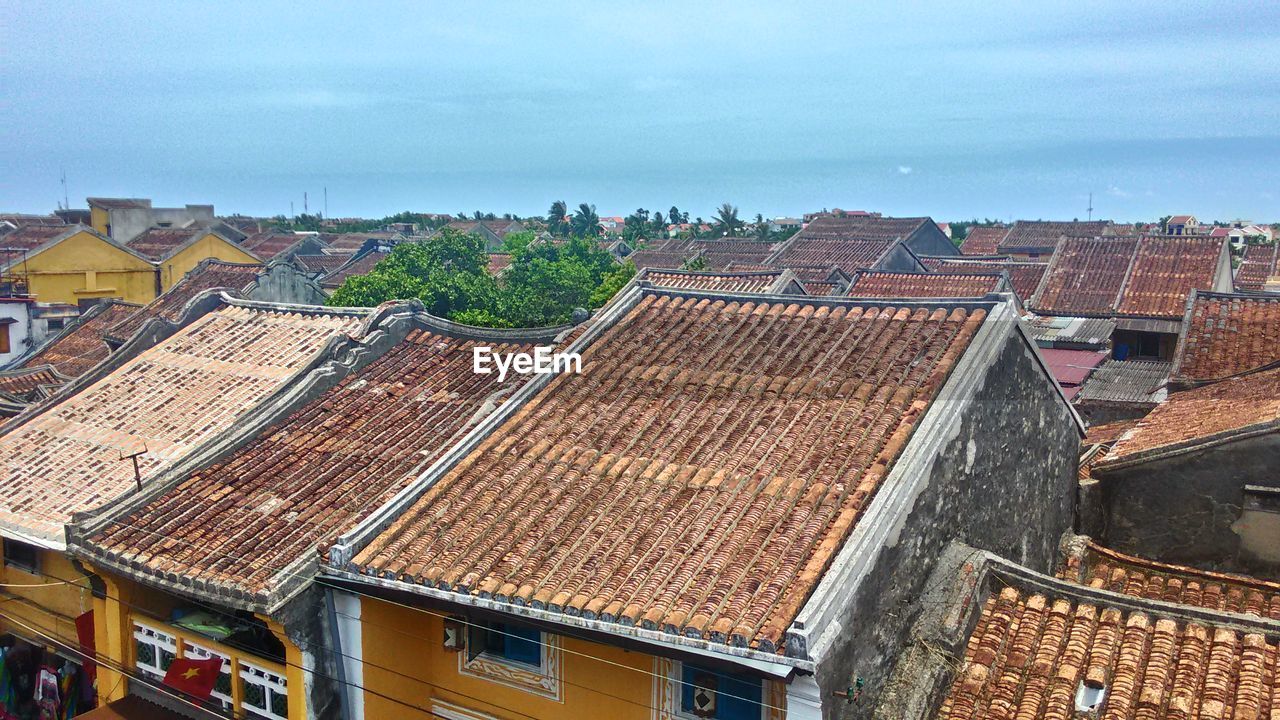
[680,663,762,720]
[468,621,541,667]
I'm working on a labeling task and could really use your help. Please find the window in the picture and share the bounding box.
[467,621,541,667]
[0,324,9,354]
[680,663,763,720]
[3,539,39,574]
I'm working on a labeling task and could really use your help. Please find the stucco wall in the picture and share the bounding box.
[1097,432,1280,577]
[810,329,1079,719]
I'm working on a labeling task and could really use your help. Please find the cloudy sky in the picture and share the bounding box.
[3,1,1278,221]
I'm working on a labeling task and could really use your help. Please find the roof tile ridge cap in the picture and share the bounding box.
[1112,235,1144,313]
[1083,541,1280,594]
[1099,413,1280,469]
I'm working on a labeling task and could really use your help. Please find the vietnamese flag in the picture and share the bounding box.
[161,657,224,700]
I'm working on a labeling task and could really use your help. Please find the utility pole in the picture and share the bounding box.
[60,168,69,211]
[324,186,328,219]
[290,201,295,219]
[304,191,309,215]
[1087,192,1094,221]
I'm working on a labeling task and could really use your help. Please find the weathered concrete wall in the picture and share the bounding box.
[907,224,962,258]
[250,262,330,306]
[1097,432,1280,577]
[1074,400,1155,428]
[876,243,926,272]
[278,586,344,720]
[811,328,1079,719]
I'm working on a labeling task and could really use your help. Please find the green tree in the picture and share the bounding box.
[547,200,570,236]
[500,230,536,255]
[571,203,602,237]
[328,229,496,317]
[589,261,636,307]
[754,213,770,241]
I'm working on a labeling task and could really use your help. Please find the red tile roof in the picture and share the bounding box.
[958,226,1007,256]
[1102,366,1280,465]
[0,302,369,544]
[1084,417,1141,445]
[241,231,303,259]
[626,249,694,270]
[487,253,512,275]
[639,269,789,293]
[1235,243,1279,291]
[125,227,206,261]
[321,251,388,289]
[1074,542,1280,620]
[768,239,898,273]
[85,325,550,599]
[928,259,1048,301]
[847,270,1003,298]
[0,225,77,253]
[792,214,931,242]
[937,583,1280,719]
[105,261,262,343]
[998,220,1111,253]
[294,253,352,275]
[19,301,140,377]
[352,293,988,654]
[1039,348,1108,386]
[1172,291,1280,386]
[1114,236,1224,318]
[0,367,65,398]
[1031,237,1139,315]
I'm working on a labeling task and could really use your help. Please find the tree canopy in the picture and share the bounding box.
[328,228,633,328]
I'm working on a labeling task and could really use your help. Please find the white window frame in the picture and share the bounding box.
[651,657,784,720]
[132,620,177,681]
[458,626,561,701]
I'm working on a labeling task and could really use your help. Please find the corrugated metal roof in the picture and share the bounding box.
[1026,315,1116,349]
[1038,348,1108,385]
[1076,359,1170,405]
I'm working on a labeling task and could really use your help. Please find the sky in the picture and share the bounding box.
[2,1,1278,223]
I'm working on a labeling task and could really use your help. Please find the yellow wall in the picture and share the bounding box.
[158,233,260,291]
[90,567,305,719]
[0,546,94,649]
[362,597,671,720]
[17,229,158,305]
[90,207,110,237]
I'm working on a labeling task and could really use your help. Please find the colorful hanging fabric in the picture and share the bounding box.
[34,665,59,720]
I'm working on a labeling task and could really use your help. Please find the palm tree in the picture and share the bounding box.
[547,200,570,236]
[754,213,770,241]
[571,203,601,237]
[713,203,741,236]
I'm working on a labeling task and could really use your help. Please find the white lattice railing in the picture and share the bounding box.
[239,658,289,720]
[132,620,177,681]
[182,640,235,712]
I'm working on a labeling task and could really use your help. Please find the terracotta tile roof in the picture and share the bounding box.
[105,261,262,343]
[1114,236,1224,318]
[294,253,352,274]
[921,259,1048,301]
[19,301,140,377]
[958,226,1007,255]
[801,281,839,296]
[1235,244,1279,291]
[626,249,694,270]
[321,232,398,253]
[1084,417,1141,445]
[768,238,898,274]
[1172,291,1280,386]
[0,302,368,544]
[638,269,788,293]
[87,197,150,210]
[487,253,512,275]
[0,224,76,252]
[125,226,206,261]
[1030,237,1139,315]
[0,367,65,398]
[241,231,303,259]
[998,220,1110,253]
[352,293,988,654]
[792,214,930,242]
[936,583,1280,719]
[1075,360,1170,406]
[85,325,548,599]
[847,270,1003,298]
[1102,366,1280,465]
[1075,542,1280,620]
[1039,348,1108,386]
[321,251,388,289]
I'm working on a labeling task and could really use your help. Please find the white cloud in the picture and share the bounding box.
[897,165,913,175]
[1107,184,1131,198]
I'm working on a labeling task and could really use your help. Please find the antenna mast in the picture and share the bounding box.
[1087,192,1094,221]
[324,186,328,219]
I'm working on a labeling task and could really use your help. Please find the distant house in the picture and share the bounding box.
[445,219,527,251]
[87,196,216,243]
[0,224,158,307]
[768,216,802,232]
[1235,242,1280,291]
[1028,235,1234,360]
[1166,214,1198,235]
[772,214,959,268]
[997,219,1111,259]
[125,225,261,291]
[957,225,1008,255]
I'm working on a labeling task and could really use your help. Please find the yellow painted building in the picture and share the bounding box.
[132,228,262,291]
[0,225,158,307]
[358,595,787,720]
[0,542,95,650]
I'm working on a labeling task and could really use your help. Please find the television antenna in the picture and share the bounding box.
[1087,192,1094,221]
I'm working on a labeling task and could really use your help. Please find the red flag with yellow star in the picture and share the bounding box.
[161,657,224,699]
